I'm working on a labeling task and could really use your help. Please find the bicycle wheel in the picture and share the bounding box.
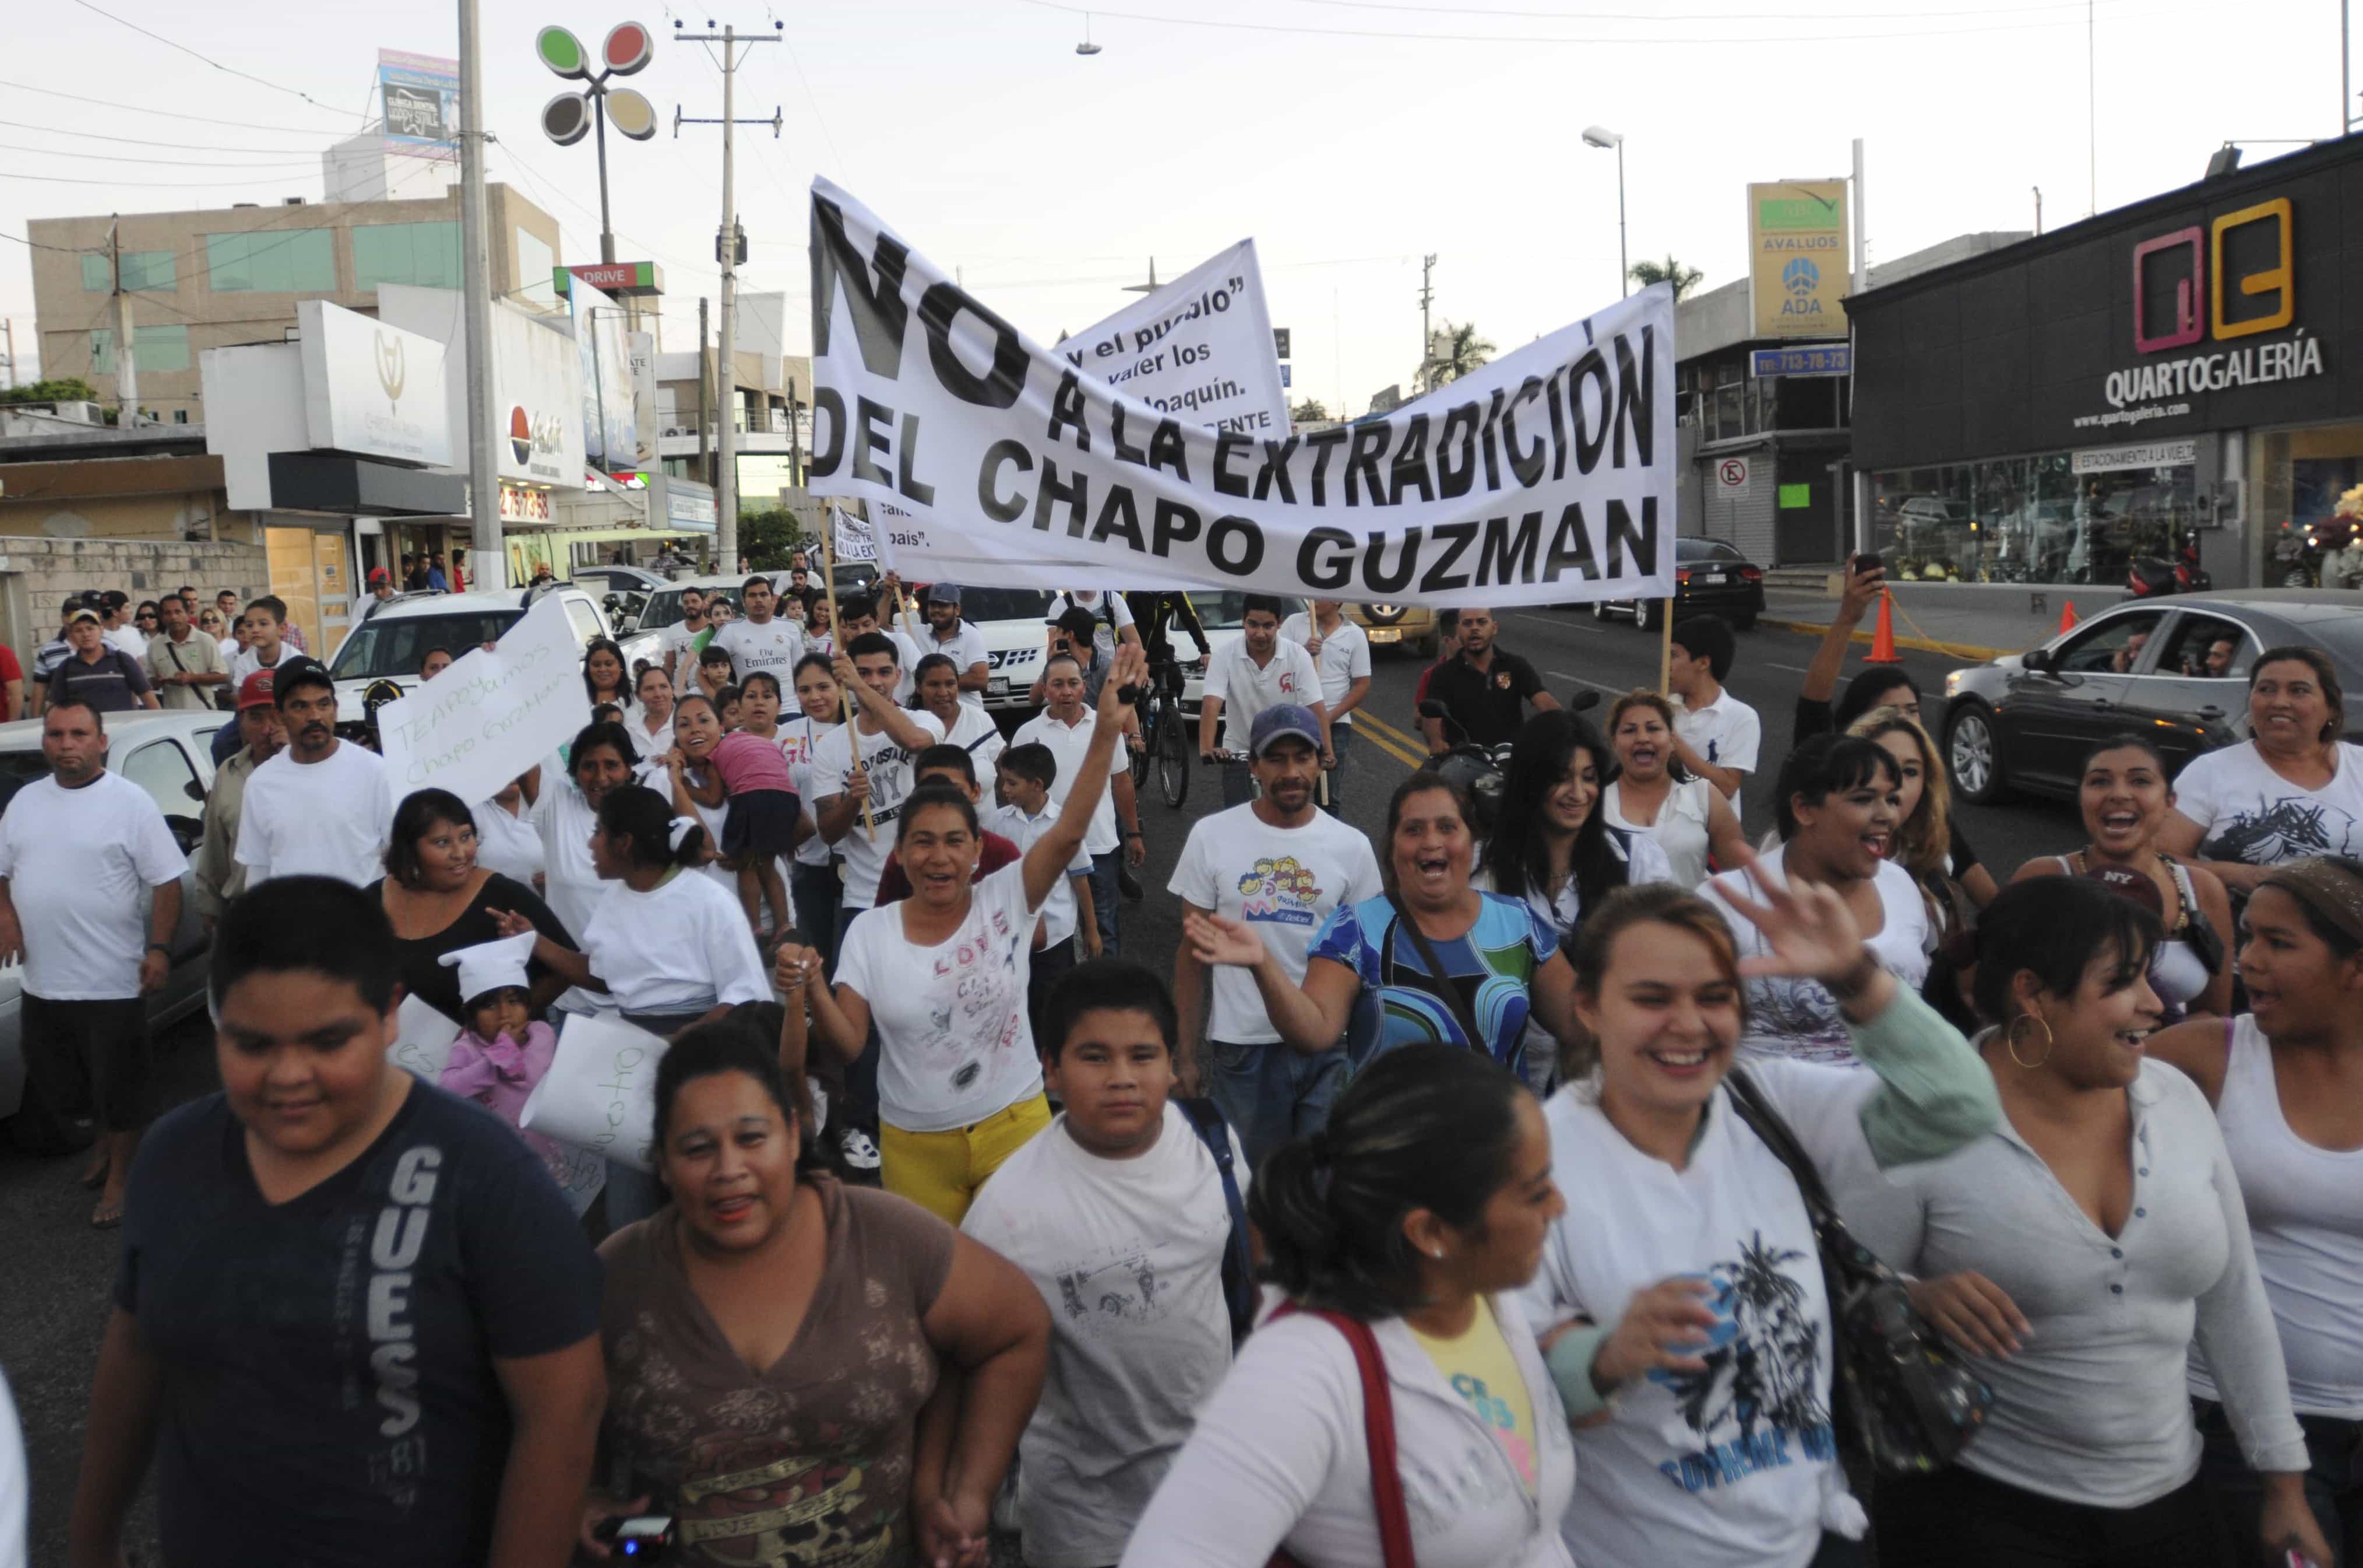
[1131,709,1154,789]
[1156,700,1191,808]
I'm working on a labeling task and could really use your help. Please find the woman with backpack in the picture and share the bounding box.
[1478,709,1675,1090]
[1122,1044,1579,1568]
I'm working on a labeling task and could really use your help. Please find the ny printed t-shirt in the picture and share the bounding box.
[1410,1299,1538,1495]
[836,861,1045,1133]
[113,1082,601,1568]
[601,1181,955,1568]
[1169,804,1384,1044]
[0,770,186,1000]
[1305,892,1560,1076]
[2172,739,2363,868]
[814,710,946,907]
[962,1104,1249,1568]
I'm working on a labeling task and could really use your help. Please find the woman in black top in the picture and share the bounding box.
[371,787,577,1023]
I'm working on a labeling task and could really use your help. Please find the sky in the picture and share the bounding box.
[1,0,2351,415]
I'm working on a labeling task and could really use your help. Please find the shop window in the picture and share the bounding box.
[1874,456,2193,586]
[2154,615,2255,680]
[90,324,191,375]
[2054,610,2165,674]
[206,229,335,294]
[2253,425,2363,589]
[353,221,463,292]
[80,251,175,292]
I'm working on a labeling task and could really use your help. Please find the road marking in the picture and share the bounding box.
[1353,712,1431,768]
[1549,670,1636,696]
[1766,662,1811,674]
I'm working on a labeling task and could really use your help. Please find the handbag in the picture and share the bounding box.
[1721,1066,1995,1475]
[1263,1305,1417,1568]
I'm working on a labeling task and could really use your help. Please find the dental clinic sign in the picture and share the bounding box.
[2078,196,2327,431]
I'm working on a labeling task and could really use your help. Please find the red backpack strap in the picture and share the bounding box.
[1289,1308,1418,1568]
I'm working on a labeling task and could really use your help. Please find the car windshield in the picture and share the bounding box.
[330,611,519,681]
[0,750,48,819]
[1189,592,1309,630]
[639,586,737,631]
[943,588,1054,624]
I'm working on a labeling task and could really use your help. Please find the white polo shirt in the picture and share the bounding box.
[920,618,992,712]
[1204,636,1323,753]
[1011,707,1119,856]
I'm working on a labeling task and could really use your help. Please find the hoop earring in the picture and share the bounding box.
[2006,1012,2054,1070]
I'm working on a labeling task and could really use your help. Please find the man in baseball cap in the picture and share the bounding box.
[917,582,990,713]
[1167,698,1383,1169]
[189,671,288,919]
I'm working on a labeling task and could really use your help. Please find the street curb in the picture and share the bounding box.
[1757,617,2013,663]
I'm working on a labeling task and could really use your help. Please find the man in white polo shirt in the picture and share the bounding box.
[1280,598,1371,818]
[0,697,187,1227]
[1667,613,1762,801]
[1199,594,1329,810]
[917,582,991,711]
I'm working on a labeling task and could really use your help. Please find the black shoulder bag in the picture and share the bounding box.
[1721,1066,1995,1475]
[1175,1096,1255,1347]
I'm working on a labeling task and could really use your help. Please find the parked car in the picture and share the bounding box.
[1345,602,1440,657]
[1939,589,2363,804]
[1590,536,1765,631]
[574,563,673,598]
[950,587,1057,718]
[0,710,223,1151]
[620,572,793,642]
[328,584,660,730]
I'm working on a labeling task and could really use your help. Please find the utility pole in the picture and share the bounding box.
[109,218,139,424]
[675,22,781,575]
[1849,138,1869,559]
[696,295,713,493]
[2087,0,2098,214]
[1,318,15,390]
[2034,186,2044,235]
[1417,253,1436,393]
[458,0,505,590]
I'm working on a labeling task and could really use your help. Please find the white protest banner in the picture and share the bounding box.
[832,504,879,563]
[387,993,464,1081]
[375,593,593,806]
[518,1010,669,1173]
[809,178,1674,608]
[1060,239,1288,441]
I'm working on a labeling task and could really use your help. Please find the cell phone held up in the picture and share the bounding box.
[1852,551,1883,577]
[595,1514,677,1560]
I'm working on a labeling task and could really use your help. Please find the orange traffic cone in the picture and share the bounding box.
[2056,599,2079,635]
[1864,589,1902,663]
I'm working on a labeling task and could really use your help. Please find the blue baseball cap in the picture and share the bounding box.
[925,581,963,604]
[1249,703,1322,758]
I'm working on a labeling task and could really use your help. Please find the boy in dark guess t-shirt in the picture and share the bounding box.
[69,876,605,1568]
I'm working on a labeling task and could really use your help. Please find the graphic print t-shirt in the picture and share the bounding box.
[1304,892,1559,1075]
[112,1083,601,1568]
[1410,1299,1538,1495]
[1168,804,1384,1044]
[2173,739,2363,869]
[812,710,947,907]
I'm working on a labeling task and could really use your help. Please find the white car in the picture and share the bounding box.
[0,710,224,1151]
[942,587,1057,718]
[330,585,660,728]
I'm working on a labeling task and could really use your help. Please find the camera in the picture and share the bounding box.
[595,1514,676,1560]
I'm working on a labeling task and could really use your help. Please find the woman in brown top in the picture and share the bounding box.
[585,1016,1049,1567]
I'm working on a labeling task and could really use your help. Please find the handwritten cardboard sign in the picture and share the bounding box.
[387,993,464,1082]
[376,594,593,807]
[518,1010,670,1174]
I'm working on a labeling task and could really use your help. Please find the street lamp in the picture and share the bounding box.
[1582,125,1628,299]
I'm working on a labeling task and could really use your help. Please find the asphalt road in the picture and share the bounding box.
[0,609,2086,1565]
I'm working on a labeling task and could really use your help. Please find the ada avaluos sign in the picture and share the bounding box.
[808,177,1674,607]
[297,300,451,467]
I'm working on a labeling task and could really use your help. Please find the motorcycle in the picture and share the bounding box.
[1415,690,1597,840]
[2126,526,2214,599]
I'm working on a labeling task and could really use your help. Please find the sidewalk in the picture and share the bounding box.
[1757,577,2129,662]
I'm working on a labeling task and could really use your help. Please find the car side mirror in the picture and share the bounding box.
[2021,646,2051,673]
[183,778,205,802]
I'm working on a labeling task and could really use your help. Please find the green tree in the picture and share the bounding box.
[1628,255,1706,300]
[1289,398,1330,423]
[1425,322,1495,389]
[737,508,811,570]
[0,376,101,407]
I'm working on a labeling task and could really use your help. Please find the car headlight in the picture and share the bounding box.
[1945,672,1964,696]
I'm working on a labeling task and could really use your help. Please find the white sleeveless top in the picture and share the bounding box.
[1603,777,1715,889]
[2188,1016,2363,1418]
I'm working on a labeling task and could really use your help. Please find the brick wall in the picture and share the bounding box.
[0,535,270,670]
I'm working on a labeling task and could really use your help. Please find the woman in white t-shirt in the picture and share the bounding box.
[1478,709,1675,1091]
[911,651,1006,773]
[782,652,843,970]
[523,721,641,953]
[2162,646,2363,894]
[2146,855,2363,1567]
[799,643,1147,1226]
[622,664,675,763]
[1603,689,1748,889]
[1699,735,1930,1066]
[1516,878,1998,1568]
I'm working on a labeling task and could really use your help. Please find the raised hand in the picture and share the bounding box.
[487,907,534,940]
[773,940,816,996]
[1184,909,1269,970]
[1718,854,1879,992]
[1097,642,1149,723]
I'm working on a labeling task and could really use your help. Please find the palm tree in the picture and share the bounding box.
[1424,322,1495,390]
[1628,255,1706,300]
[1289,398,1331,423]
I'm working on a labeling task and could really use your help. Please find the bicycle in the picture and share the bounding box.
[1133,653,1193,809]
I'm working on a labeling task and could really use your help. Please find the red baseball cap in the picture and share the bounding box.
[236,670,277,710]
[367,567,391,587]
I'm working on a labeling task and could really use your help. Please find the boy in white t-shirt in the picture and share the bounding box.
[961,959,1249,1568]
[1667,614,1760,802]
[991,741,1097,1040]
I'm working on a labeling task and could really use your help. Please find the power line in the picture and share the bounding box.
[1013,0,2097,43]
[0,141,324,171]
[0,79,362,135]
[0,116,455,159]
[65,0,365,118]
[0,170,325,189]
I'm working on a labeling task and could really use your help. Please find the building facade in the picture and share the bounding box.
[27,185,562,426]
[1850,137,2363,590]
